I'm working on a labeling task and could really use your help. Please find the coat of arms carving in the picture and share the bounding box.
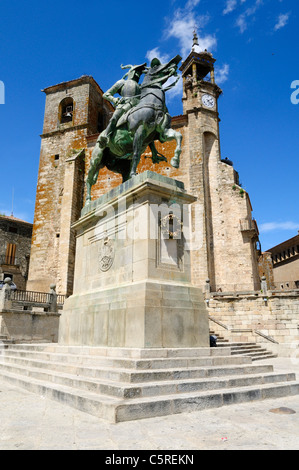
[98,236,115,272]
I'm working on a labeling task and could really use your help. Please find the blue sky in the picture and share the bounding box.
[0,0,298,251]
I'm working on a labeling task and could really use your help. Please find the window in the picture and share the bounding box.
[54,154,60,161]
[8,225,18,234]
[5,243,16,265]
[59,97,74,124]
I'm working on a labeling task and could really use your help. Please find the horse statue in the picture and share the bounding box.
[85,55,183,204]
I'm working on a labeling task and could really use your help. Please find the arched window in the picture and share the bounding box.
[59,97,74,124]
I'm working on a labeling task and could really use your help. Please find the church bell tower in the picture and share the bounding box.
[180,31,223,140]
[177,32,260,292]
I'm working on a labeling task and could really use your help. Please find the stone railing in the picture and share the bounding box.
[205,277,299,300]
[0,279,65,313]
[208,315,279,344]
[0,278,64,343]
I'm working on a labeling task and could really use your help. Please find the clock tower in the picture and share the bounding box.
[180,31,222,136]
[176,32,260,292]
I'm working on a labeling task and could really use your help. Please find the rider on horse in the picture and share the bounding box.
[85,55,182,204]
[97,62,147,148]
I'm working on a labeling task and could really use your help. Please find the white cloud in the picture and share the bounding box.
[215,64,230,84]
[167,76,183,101]
[236,0,263,33]
[223,0,247,15]
[223,0,238,15]
[165,9,217,57]
[274,12,290,31]
[164,1,216,58]
[236,14,248,33]
[185,0,201,9]
[259,221,299,233]
[145,0,217,100]
[146,48,170,64]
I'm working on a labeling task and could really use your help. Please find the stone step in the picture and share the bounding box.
[114,381,299,422]
[4,344,229,358]
[0,357,292,399]
[0,352,274,383]
[0,369,121,422]
[0,346,251,370]
[218,342,258,347]
[231,347,270,354]
[1,344,298,423]
[1,367,298,423]
[250,353,278,361]
[215,342,277,361]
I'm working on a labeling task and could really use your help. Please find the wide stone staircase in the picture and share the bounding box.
[220,342,277,361]
[210,331,277,361]
[0,343,298,423]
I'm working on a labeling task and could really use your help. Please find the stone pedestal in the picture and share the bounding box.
[58,171,209,348]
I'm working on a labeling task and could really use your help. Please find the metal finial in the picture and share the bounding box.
[192,30,199,47]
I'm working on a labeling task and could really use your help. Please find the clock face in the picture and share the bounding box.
[202,94,215,108]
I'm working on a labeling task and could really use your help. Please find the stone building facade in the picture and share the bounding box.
[27,45,261,296]
[265,233,299,290]
[0,215,33,290]
[27,76,113,296]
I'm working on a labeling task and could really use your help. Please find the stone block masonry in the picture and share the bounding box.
[27,76,113,296]
[208,292,299,356]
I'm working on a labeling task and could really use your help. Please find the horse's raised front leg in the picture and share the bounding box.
[85,143,104,205]
[130,125,147,178]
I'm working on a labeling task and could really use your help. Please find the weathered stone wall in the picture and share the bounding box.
[27,130,87,294]
[0,217,32,289]
[208,293,299,355]
[0,310,60,343]
[27,77,111,295]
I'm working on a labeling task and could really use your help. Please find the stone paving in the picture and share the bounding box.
[0,357,298,450]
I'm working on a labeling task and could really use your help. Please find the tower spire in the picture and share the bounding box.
[192,30,199,50]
